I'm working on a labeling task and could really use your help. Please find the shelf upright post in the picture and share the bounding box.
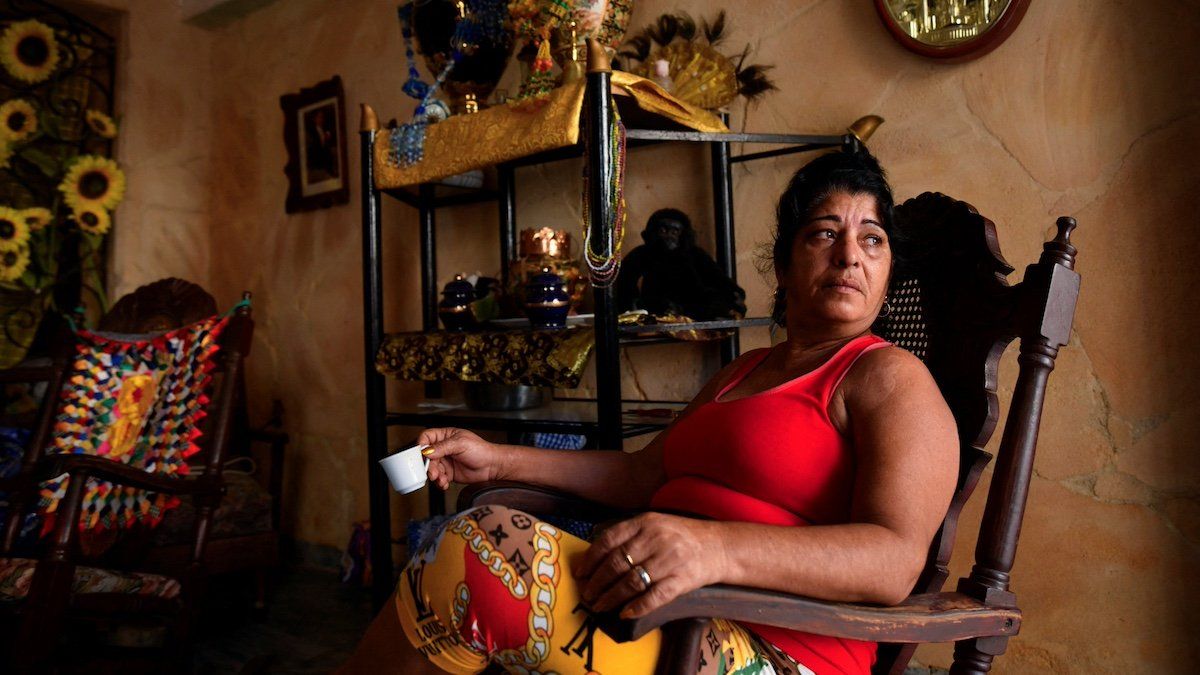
[417,183,446,515]
[418,183,443,402]
[359,105,394,611]
[498,163,517,288]
[585,40,622,450]
[710,112,739,366]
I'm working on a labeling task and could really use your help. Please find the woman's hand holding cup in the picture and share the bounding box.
[417,427,506,490]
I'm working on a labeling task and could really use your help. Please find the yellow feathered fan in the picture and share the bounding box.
[619,11,777,111]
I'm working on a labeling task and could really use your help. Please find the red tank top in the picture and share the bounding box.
[650,334,890,675]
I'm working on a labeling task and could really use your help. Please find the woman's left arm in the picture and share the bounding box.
[576,347,960,617]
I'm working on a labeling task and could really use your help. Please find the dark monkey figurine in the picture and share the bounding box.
[616,208,747,320]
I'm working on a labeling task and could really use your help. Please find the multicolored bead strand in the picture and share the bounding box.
[581,95,627,287]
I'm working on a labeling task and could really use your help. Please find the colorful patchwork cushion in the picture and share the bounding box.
[37,315,229,534]
[0,557,181,602]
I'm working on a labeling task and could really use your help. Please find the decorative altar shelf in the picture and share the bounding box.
[372,316,764,387]
[375,327,595,388]
[372,71,729,189]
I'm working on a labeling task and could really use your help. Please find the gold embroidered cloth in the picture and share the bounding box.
[373,71,729,189]
[375,327,595,388]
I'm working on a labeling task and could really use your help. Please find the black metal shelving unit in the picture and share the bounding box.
[360,59,862,607]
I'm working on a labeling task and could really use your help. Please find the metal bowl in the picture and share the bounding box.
[464,383,544,411]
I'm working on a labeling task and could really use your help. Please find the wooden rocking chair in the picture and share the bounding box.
[0,289,254,673]
[460,192,1081,675]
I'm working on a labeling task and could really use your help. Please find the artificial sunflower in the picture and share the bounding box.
[20,206,51,231]
[0,99,37,143]
[0,247,30,282]
[0,20,59,84]
[0,206,30,251]
[85,109,117,139]
[73,205,110,235]
[59,155,126,211]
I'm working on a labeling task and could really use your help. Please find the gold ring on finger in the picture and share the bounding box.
[633,565,653,589]
[623,550,636,569]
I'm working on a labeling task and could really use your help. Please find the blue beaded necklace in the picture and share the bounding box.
[389,0,508,167]
[390,2,464,167]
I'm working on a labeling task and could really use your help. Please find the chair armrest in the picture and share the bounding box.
[39,455,224,496]
[457,481,635,523]
[597,585,1021,644]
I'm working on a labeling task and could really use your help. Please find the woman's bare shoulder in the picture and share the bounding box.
[721,346,772,379]
[838,344,958,482]
[734,346,773,365]
[692,347,772,404]
[716,346,772,375]
[843,343,945,410]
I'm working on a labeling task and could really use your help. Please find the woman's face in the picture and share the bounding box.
[777,190,891,332]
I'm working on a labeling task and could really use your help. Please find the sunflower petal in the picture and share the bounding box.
[0,20,60,84]
[59,155,126,212]
[0,99,38,143]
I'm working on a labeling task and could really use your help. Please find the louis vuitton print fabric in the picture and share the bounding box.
[396,505,814,675]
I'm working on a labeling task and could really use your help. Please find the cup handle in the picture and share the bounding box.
[423,457,431,473]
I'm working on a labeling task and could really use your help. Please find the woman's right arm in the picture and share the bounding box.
[420,350,762,510]
[419,427,660,510]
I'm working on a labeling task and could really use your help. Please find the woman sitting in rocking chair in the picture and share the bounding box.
[342,150,959,675]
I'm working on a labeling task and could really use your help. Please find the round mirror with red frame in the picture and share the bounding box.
[874,0,1031,62]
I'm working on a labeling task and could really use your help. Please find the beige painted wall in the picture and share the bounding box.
[106,0,1198,671]
[77,0,218,297]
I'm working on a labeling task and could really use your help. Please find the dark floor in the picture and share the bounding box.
[193,565,373,674]
[188,566,948,675]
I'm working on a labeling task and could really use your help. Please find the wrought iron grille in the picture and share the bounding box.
[0,0,116,360]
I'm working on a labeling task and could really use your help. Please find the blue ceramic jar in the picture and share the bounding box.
[524,266,570,329]
[438,274,476,331]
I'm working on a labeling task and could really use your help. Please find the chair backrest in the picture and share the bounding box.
[871,193,1079,674]
[95,277,250,470]
[1,278,253,563]
[872,193,1014,594]
[97,277,219,334]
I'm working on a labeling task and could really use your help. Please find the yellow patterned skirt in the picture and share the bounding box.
[396,506,812,675]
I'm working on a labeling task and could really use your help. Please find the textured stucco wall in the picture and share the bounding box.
[109,0,1197,671]
[93,0,216,297]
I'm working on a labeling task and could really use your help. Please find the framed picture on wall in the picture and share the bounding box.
[280,75,349,213]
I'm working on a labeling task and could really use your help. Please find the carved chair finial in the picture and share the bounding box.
[1042,216,1078,270]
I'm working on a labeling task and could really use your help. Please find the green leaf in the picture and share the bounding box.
[39,111,64,140]
[20,147,63,178]
[0,286,44,367]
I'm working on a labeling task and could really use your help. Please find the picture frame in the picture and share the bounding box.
[280,75,349,213]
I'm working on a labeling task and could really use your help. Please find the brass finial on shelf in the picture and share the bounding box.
[586,37,611,74]
[848,115,884,143]
[360,103,379,132]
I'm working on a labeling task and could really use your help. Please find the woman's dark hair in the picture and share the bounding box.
[770,149,898,323]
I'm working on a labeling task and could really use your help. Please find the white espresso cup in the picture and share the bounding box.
[379,444,431,494]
